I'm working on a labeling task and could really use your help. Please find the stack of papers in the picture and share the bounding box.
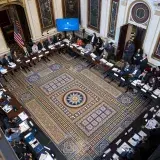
[0,68,7,74]
[18,111,28,121]
[42,48,46,51]
[9,62,16,68]
[117,142,132,154]
[128,134,141,146]
[19,120,30,133]
[48,45,54,49]
[90,53,97,58]
[100,58,107,64]
[145,119,158,129]
[2,104,12,113]
[106,62,114,67]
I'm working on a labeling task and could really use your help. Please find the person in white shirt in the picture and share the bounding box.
[32,43,39,54]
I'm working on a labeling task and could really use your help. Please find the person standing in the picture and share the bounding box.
[90,33,97,46]
[123,40,135,63]
[103,42,115,61]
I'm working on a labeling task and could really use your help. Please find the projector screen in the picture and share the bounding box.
[56,18,79,32]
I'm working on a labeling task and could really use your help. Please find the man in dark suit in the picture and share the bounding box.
[120,62,133,77]
[123,40,135,63]
[37,40,44,50]
[128,65,141,82]
[104,42,115,61]
[90,33,97,46]
[139,54,148,72]
[2,54,13,66]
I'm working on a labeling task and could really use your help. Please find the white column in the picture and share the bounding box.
[80,0,87,28]
[53,0,63,19]
[24,0,42,41]
[113,0,128,45]
[100,0,109,38]
[0,28,10,57]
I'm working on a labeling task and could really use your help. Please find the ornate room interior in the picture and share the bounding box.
[0,0,160,160]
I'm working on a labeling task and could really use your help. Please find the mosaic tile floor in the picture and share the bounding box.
[4,53,149,160]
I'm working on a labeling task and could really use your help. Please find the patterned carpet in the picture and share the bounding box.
[3,53,149,160]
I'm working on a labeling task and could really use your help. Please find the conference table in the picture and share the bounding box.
[0,88,24,119]
[100,101,160,160]
[62,39,114,72]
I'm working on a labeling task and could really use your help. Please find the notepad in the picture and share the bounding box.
[18,111,28,121]
[32,57,37,60]
[117,142,132,154]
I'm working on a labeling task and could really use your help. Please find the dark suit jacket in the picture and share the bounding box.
[133,53,142,65]
[120,64,133,76]
[52,35,58,44]
[140,58,148,72]
[104,44,114,55]
[2,56,12,66]
[91,36,97,46]
[97,38,103,48]
[43,40,49,49]
[124,43,135,61]
[37,42,43,50]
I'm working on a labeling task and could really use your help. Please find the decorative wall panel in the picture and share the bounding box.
[154,36,160,59]
[108,0,119,39]
[36,0,55,31]
[88,0,101,32]
[62,0,80,20]
[131,3,150,24]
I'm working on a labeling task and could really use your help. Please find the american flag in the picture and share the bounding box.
[14,21,24,48]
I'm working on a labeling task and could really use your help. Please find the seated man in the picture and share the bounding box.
[128,65,141,82]
[103,42,115,61]
[0,63,7,74]
[139,54,148,72]
[5,127,21,142]
[37,40,43,51]
[11,51,30,72]
[96,37,103,48]
[22,46,30,57]
[37,40,50,62]
[43,39,50,49]
[57,33,63,42]
[119,62,133,77]
[2,54,16,69]
[119,64,141,87]
[2,54,13,66]
[52,35,58,44]
[32,43,39,54]
[84,42,93,56]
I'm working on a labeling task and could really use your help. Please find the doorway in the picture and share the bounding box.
[0,5,31,47]
[116,24,146,61]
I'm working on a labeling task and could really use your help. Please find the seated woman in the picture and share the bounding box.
[77,38,84,46]
[5,127,21,142]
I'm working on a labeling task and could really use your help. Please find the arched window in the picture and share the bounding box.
[87,0,101,32]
